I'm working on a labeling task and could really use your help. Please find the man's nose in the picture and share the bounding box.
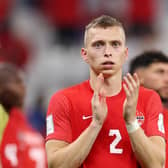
[104,45,112,57]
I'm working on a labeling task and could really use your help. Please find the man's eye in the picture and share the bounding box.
[96,43,101,47]
[156,70,164,74]
[112,41,120,47]
[94,42,103,48]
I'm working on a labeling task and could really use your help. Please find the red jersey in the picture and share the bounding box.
[163,108,168,168]
[0,108,47,168]
[46,80,165,168]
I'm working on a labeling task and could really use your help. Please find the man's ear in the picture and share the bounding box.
[81,48,88,63]
[124,47,128,61]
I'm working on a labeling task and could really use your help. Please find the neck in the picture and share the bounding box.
[89,70,122,97]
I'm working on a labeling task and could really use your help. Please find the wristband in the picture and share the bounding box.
[126,119,140,133]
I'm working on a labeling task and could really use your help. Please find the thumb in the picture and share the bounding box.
[95,73,104,95]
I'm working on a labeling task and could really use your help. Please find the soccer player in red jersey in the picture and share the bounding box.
[0,63,47,168]
[46,15,165,168]
[130,50,168,168]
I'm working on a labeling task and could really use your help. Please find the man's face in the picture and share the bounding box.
[141,63,168,99]
[0,71,26,109]
[82,26,128,77]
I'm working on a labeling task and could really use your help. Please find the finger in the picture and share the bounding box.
[126,73,137,88]
[92,91,99,105]
[123,83,131,98]
[94,73,104,95]
[92,73,104,103]
[100,88,106,102]
[100,87,106,97]
[133,73,140,87]
[123,75,134,93]
[101,96,107,107]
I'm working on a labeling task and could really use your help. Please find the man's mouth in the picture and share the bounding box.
[102,61,114,65]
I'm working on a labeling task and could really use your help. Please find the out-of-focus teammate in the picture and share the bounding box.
[0,63,47,168]
[130,50,168,168]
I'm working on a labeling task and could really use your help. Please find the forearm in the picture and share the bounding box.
[48,121,102,168]
[128,128,165,168]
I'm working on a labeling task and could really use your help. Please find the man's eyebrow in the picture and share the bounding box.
[91,40,105,45]
[110,40,122,44]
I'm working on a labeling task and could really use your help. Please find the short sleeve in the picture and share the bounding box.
[145,91,165,138]
[46,92,72,143]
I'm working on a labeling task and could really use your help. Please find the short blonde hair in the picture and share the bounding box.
[84,15,125,46]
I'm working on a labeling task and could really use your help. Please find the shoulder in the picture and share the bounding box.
[138,86,162,109]
[139,86,160,100]
[50,80,90,101]
[48,80,90,109]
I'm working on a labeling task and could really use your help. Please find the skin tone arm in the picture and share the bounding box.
[46,74,107,168]
[123,73,165,168]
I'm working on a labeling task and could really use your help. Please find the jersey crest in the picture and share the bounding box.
[136,110,145,126]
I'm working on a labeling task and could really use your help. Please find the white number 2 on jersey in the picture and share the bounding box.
[109,129,123,154]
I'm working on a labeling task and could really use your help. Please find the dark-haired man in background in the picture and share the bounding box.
[130,50,168,168]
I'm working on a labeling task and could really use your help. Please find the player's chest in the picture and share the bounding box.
[70,97,146,141]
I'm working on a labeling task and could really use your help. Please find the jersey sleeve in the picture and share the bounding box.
[145,91,165,138]
[46,92,72,143]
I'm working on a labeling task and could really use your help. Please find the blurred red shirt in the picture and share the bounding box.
[0,107,47,168]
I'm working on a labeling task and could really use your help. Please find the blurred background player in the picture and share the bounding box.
[0,63,47,168]
[129,50,168,168]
